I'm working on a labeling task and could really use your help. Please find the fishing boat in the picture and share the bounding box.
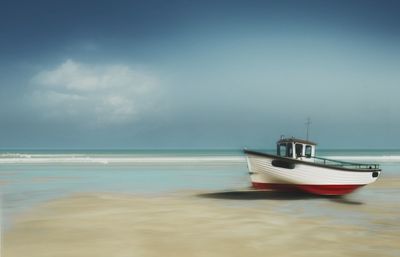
[244,137,381,195]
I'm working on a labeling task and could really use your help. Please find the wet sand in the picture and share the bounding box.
[3,180,400,257]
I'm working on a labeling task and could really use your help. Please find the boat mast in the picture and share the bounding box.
[305,117,311,141]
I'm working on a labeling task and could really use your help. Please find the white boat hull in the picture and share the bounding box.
[245,151,380,195]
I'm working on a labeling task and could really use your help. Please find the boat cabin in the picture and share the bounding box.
[277,137,316,161]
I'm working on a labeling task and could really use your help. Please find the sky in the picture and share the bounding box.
[0,0,399,149]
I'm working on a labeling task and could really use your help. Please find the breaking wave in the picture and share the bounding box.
[0,153,245,164]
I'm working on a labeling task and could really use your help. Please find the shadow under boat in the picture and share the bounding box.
[197,189,364,205]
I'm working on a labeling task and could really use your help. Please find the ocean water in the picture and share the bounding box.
[1,149,400,228]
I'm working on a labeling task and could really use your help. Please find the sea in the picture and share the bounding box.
[1,149,400,230]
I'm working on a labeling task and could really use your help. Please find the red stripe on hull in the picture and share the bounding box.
[252,182,365,195]
[296,184,364,195]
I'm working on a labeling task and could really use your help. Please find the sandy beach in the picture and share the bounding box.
[2,151,400,257]
[3,178,400,257]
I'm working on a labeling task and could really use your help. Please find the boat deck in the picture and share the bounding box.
[312,156,380,170]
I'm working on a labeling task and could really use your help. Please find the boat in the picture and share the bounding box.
[244,137,381,195]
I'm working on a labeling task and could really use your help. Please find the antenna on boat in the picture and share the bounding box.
[305,117,311,140]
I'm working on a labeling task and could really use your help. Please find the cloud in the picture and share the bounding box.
[31,59,160,124]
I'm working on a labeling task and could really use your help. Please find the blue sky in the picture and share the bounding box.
[1,0,399,149]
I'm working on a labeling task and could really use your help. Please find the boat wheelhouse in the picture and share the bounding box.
[276,137,316,161]
[244,137,381,195]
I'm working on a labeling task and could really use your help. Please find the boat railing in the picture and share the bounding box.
[312,156,380,170]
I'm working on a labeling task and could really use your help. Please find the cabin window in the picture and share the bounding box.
[305,145,312,158]
[295,144,303,158]
[277,144,287,156]
[278,143,294,157]
[276,143,293,158]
